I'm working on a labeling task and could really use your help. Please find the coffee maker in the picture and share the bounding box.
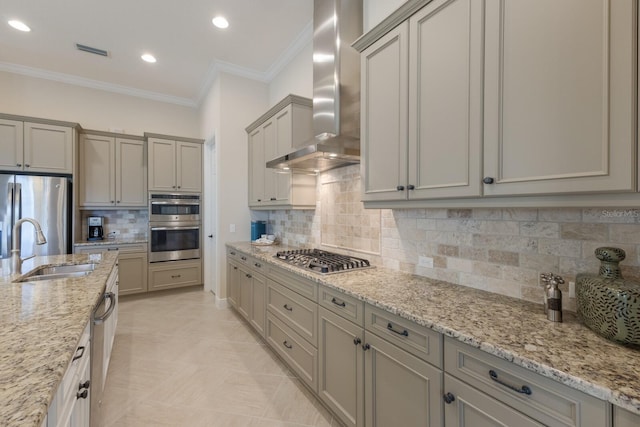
[88,216,104,241]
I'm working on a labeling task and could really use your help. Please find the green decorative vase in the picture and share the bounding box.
[576,247,640,346]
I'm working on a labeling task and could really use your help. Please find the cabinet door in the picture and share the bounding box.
[237,266,252,321]
[444,374,543,427]
[148,138,177,191]
[0,119,23,171]
[79,134,115,207]
[24,122,73,174]
[614,406,640,427]
[262,119,278,202]
[408,0,483,199]
[483,0,636,196]
[116,138,147,206]
[249,272,266,337]
[274,105,293,158]
[118,251,148,295]
[318,307,364,427]
[361,22,409,202]
[248,127,266,205]
[227,261,239,308]
[176,141,202,192]
[364,331,442,427]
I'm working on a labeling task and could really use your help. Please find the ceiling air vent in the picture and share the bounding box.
[76,43,109,57]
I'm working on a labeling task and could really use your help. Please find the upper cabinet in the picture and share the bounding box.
[247,95,316,210]
[146,134,203,193]
[0,117,76,174]
[355,0,637,207]
[79,131,147,208]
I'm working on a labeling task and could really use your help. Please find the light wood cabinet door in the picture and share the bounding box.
[23,122,73,174]
[79,134,115,207]
[262,119,278,202]
[249,272,266,337]
[237,265,252,321]
[116,138,147,206]
[0,119,23,171]
[148,138,177,192]
[227,261,239,308]
[176,141,202,192]
[118,251,148,295]
[444,374,543,427]
[408,0,483,199]
[614,406,640,427]
[483,0,636,196]
[318,307,364,427]
[361,23,409,202]
[364,331,442,427]
[249,127,266,205]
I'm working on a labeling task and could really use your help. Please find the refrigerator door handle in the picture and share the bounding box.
[5,182,14,259]
[15,183,21,220]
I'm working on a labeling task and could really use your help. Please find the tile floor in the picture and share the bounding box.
[102,287,339,426]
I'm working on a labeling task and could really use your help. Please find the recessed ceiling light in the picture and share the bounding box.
[212,16,229,29]
[8,20,31,32]
[141,53,157,63]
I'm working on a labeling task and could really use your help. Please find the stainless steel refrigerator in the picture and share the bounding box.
[0,174,71,260]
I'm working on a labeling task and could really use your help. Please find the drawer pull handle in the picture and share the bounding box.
[241,256,247,261]
[233,266,238,270]
[443,392,455,404]
[72,346,85,362]
[387,322,409,337]
[171,274,182,279]
[489,370,532,395]
[362,343,371,351]
[353,337,362,346]
[331,297,346,307]
[254,262,261,268]
[283,304,293,312]
[283,340,293,349]
[230,251,236,255]
[246,274,252,279]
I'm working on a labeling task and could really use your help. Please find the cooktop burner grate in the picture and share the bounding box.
[275,249,372,274]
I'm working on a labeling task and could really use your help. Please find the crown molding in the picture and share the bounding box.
[264,20,313,81]
[0,62,198,108]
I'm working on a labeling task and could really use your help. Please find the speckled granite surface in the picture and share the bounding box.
[228,242,640,415]
[74,239,147,247]
[0,252,118,427]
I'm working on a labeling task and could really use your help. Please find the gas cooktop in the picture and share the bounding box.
[275,249,372,274]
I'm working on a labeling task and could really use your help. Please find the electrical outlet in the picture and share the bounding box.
[569,281,575,298]
[418,256,434,268]
[229,224,236,233]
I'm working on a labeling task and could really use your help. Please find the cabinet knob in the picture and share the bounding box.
[246,273,252,279]
[270,197,276,201]
[353,337,362,346]
[16,163,21,167]
[396,185,405,191]
[407,184,415,190]
[257,199,262,202]
[443,392,456,404]
[79,380,91,390]
[362,343,371,351]
[173,186,177,189]
[116,200,120,203]
[483,177,495,184]
[110,200,115,204]
[76,389,89,400]
[25,164,30,168]
[177,186,181,189]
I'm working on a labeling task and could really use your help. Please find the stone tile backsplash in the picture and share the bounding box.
[267,165,640,312]
[80,210,148,241]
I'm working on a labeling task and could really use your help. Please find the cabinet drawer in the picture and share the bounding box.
[444,337,608,427]
[226,248,251,265]
[365,304,442,367]
[268,263,318,301]
[74,243,147,254]
[148,260,202,290]
[319,286,364,327]
[266,312,318,393]
[267,278,317,346]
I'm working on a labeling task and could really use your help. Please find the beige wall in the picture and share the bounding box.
[364,0,407,31]
[0,72,200,137]
[268,40,313,105]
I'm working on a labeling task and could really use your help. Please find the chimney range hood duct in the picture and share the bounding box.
[267,0,362,173]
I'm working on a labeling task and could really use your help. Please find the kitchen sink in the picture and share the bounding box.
[16,263,97,282]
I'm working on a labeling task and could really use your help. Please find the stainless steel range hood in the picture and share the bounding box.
[267,0,362,173]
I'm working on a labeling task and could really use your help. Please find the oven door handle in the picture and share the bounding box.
[150,226,201,231]
[150,201,200,206]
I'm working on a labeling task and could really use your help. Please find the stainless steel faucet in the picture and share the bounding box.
[11,218,47,273]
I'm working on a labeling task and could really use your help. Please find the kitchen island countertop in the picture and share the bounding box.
[0,252,118,427]
[228,241,640,415]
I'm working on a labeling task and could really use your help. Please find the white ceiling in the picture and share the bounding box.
[0,0,313,107]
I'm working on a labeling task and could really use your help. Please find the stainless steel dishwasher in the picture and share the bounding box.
[91,290,116,427]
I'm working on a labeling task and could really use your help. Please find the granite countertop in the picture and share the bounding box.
[0,252,118,427]
[74,239,147,246]
[228,242,640,415]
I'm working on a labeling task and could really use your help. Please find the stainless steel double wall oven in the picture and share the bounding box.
[148,193,201,263]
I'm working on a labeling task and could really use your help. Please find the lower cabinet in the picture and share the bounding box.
[47,323,91,427]
[614,406,640,427]
[443,337,609,427]
[148,259,202,291]
[74,243,147,295]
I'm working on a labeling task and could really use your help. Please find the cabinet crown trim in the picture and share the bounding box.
[81,129,145,141]
[0,112,82,130]
[144,132,204,144]
[245,94,312,133]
